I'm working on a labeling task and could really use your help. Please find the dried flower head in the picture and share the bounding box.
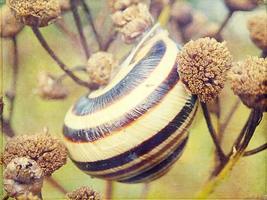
[224,0,260,11]
[3,133,68,176]
[109,0,141,12]
[4,157,44,198]
[87,52,116,87]
[112,3,152,43]
[37,72,68,100]
[67,186,101,200]
[229,56,267,111]
[171,1,193,27]
[0,5,24,38]
[247,13,267,51]
[17,192,41,200]
[199,23,223,41]
[7,0,61,27]
[177,37,233,102]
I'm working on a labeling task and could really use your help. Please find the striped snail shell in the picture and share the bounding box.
[63,24,198,183]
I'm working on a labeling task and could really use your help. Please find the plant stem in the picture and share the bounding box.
[57,66,87,82]
[197,109,263,198]
[102,31,117,51]
[70,0,90,59]
[201,102,227,164]
[46,177,68,195]
[31,27,91,88]
[140,183,150,199]
[214,11,234,41]
[105,181,113,200]
[243,143,267,156]
[81,0,102,50]
[219,99,240,135]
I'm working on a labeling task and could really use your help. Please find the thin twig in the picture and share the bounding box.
[2,118,15,137]
[201,102,227,164]
[46,177,68,195]
[57,66,87,82]
[243,143,267,156]
[214,11,234,41]
[70,0,90,59]
[219,99,240,135]
[6,37,19,121]
[81,0,103,49]
[102,31,117,51]
[31,27,91,88]
[140,183,150,199]
[105,180,113,200]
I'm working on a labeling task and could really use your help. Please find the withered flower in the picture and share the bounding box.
[7,0,61,27]
[37,72,68,100]
[87,52,116,87]
[229,56,267,111]
[177,37,233,102]
[171,1,193,27]
[3,134,68,176]
[109,0,141,12]
[67,186,101,200]
[112,3,153,43]
[0,5,24,38]
[4,157,44,198]
[224,0,260,11]
[247,13,267,51]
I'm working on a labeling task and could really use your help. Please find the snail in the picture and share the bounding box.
[63,24,198,183]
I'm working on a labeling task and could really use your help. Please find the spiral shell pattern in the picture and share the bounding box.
[63,29,197,183]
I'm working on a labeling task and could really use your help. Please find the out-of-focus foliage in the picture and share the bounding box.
[1,0,266,199]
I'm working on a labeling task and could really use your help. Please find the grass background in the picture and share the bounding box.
[1,0,266,199]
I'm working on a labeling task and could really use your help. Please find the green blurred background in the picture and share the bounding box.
[1,0,266,199]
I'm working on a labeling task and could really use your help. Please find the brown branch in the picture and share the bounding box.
[140,183,150,199]
[102,31,118,51]
[201,102,227,164]
[243,143,267,156]
[105,181,113,200]
[214,11,234,41]
[219,99,240,135]
[81,0,103,50]
[46,177,68,195]
[31,27,91,88]
[70,0,90,59]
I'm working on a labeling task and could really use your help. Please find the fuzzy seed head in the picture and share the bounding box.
[7,0,61,27]
[177,37,233,102]
[224,0,260,11]
[4,157,44,198]
[87,52,116,87]
[0,5,24,38]
[247,13,267,51]
[3,134,68,176]
[229,56,267,111]
[67,186,101,200]
[37,72,68,100]
[112,3,152,43]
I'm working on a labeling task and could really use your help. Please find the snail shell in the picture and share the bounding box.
[63,25,197,183]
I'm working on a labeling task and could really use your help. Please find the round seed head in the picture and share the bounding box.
[3,134,68,176]
[67,186,101,200]
[37,72,69,100]
[224,0,260,11]
[87,52,116,87]
[7,0,61,27]
[247,13,267,51]
[177,37,233,102]
[4,157,44,198]
[0,5,24,38]
[229,56,267,111]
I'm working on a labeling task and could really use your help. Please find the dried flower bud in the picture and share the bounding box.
[87,52,116,87]
[4,157,44,198]
[224,0,260,11]
[7,0,61,27]
[37,72,68,100]
[247,13,267,51]
[112,3,152,43]
[109,0,141,12]
[177,37,233,102]
[0,5,24,38]
[3,134,68,176]
[171,1,193,27]
[67,186,101,200]
[229,56,267,111]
